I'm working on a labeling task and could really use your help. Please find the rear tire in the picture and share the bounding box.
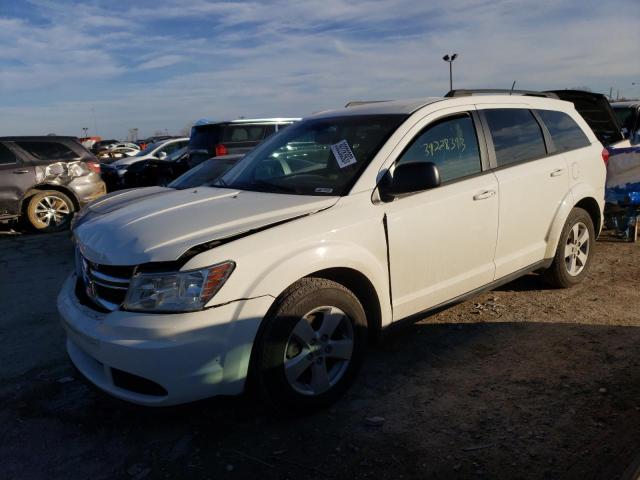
[543,207,594,288]
[26,190,75,232]
[254,278,367,414]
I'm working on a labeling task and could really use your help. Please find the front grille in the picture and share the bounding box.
[76,249,134,311]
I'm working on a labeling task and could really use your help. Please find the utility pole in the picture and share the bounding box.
[442,53,458,91]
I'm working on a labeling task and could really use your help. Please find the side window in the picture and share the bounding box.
[484,109,546,166]
[536,110,590,152]
[396,114,482,183]
[0,143,18,165]
[15,141,78,162]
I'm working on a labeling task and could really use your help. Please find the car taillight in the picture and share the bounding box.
[87,161,101,174]
[215,144,228,156]
[602,148,610,166]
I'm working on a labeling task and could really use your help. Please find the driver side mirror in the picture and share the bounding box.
[380,161,441,200]
[157,151,167,160]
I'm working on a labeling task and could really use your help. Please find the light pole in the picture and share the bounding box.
[443,53,458,91]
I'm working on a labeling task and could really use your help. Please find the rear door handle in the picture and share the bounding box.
[13,169,29,174]
[473,190,496,201]
[550,168,565,177]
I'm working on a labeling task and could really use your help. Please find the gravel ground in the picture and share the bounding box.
[1,228,639,480]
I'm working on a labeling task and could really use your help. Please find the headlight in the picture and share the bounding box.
[123,261,235,313]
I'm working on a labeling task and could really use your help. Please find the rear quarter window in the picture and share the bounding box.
[536,110,590,152]
[484,108,547,167]
[16,141,78,162]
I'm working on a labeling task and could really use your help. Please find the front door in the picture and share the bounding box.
[383,111,499,320]
[0,143,35,218]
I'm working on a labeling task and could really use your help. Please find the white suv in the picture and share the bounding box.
[58,91,606,411]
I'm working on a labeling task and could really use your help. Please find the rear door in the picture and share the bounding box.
[0,142,36,218]
[479,107,569,278]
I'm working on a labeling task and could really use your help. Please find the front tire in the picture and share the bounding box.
[26,190,75,232]
[544,207,595,288]
[254,278,368,414]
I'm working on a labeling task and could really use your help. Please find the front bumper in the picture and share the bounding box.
[57,274,273,406]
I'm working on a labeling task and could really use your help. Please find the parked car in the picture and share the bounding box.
[187,118,299,165]
[91,139,119,154]
[100,138,190,190]
[59,92,605,411]
[96,146,140,162]
[0,136,106,231]
[121,148,243,189]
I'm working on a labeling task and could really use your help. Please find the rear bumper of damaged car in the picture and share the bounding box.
[57,274,273,406]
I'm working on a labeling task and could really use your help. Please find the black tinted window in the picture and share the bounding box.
[397,114,481,182]
[16,141,77,161]
[484,109,546,166]
[537,110,590,152]
[0,144,17,165]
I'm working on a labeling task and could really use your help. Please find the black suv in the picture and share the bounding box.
[118,118,299,189]
[0,137,106,232]
[188,118,299,164]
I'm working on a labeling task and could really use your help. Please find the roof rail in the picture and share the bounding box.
[445,89,559,99]
[345,100,390,107]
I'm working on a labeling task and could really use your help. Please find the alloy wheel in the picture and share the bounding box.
[34,195,71,227]
[283,306,354,396]
[564,221,590,276]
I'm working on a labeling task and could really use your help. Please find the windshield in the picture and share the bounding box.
[136,142,162,156]
[213,114,407,196]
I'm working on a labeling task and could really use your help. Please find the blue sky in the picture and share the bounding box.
[0,0,638,139]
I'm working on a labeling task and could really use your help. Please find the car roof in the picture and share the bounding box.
[193,118,300,127]
[309,98,444,119]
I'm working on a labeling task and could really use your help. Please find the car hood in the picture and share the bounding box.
[74,186,338,265]
[547,90,624,147]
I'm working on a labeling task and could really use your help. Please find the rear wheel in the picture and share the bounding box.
[254,278,367,414]
[544,207,594,288]
[26,190,75,232]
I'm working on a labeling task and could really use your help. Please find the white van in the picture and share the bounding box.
[58,91,606,411]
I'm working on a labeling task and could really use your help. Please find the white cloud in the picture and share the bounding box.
[0,0,638,138]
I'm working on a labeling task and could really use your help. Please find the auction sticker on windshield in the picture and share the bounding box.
[331,140,357,168]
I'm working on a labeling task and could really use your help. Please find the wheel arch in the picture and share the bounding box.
[20,184,80,214]
[574,196,602,236]
[544,186,603,259]
[307,267,383,339]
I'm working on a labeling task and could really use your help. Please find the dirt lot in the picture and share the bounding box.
[1,228,639,480]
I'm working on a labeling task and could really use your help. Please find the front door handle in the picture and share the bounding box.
[550,168,565,177]
[13,169,29,174]
[473,190,496,201]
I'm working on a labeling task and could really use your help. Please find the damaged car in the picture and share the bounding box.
[0,136,106,232]
[60,92,605,411]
